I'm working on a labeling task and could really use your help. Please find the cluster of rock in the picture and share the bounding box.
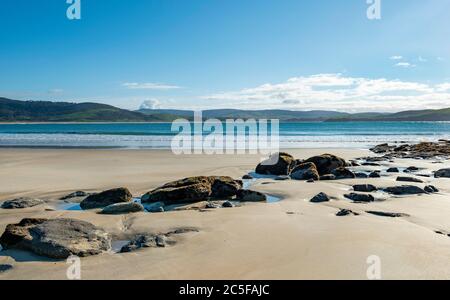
[255,152,354,181]
[370,141,450,159]
[141,176,266,205]
[1,198,44,209]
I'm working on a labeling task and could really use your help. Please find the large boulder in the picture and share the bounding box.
[141,176,243,204]
[100,202,145,215]
[255,152,295,175]
[80,188,132,210]
[331,167,356,179]
[304,154,346,175]
[1,198,44,209]
[290,162,320,181]
[435,168,450,178]
[0,218,111,259]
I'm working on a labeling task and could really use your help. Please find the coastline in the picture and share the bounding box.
[1,147,450,279]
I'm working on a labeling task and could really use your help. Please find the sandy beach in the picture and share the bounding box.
[1,147,450,280]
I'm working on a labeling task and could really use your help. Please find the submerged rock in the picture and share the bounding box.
[236,190,267,202]
[424,185,439,193]
[435,168,450,178]
[80,188,132,210]
[336,209,359,217]
[274,175,291,181]
[141,176,242,204]
[100,202,144,215]
[384,185,426,195]
[0,264,13,273]
[386,167,399,173]
[369,171,381,178]
[255,152,296,176]
[310,192,330,203]
[290,162,320,181]
[396,176,424,183]
[304,154,347,175]
[355,173,369,178]
[366,211,410,218]
[0,218,111,259]
[242,174,253,180]
[1,198,44,209]
[353,184,377,192]
[344,193,375,203]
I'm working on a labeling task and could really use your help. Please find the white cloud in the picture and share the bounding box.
[390,56,403,60]
[395,62,416,68]
[140,99,161,110]
[202,74,450,112]
[122,82,181,90]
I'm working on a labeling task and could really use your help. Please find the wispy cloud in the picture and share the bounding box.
[395,62,416,68]
[418,56,427,62]
[122,82,181,90]
[390,55,403,60]
[202,74,450,112]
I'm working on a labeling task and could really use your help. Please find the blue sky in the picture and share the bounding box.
[0,0,449,112]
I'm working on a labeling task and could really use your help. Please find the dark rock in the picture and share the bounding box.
[1,198,44,209]
[396,176,424,183]
[350,160,361,167]
[369,171,381,178]
[362,162,381,166]
[255,152,296,175]
[60,191,89,200]
[306,179,315,183]
[242,175,253,180]
[331,167,356,179]
[310,192,330,203]
[0,218,111,259]
[355,173,369,178]
[222,201,234,208]
[424,185,439,193]
[141,176,242,204]
[274,175,291,181]
[336,209,359,217]
[320,174,336,181]
[100,202,144,215]
[435,168,450,178]
[0,264,13,273]
[304,154,347,175]
[344,193,375,202]
[366,211,410,218]
[353,184,377,192]
[386,167,399,173]
[236,189,267,202]
[404,166,419,173]
[80,188,132,210]
[384,185,426,195]
[290,162,320,181]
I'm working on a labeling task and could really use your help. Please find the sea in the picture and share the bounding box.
[0,122,449,149]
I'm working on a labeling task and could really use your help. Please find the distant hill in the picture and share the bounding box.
[0,97,154,122]
[2,97,450,122]
[138,109,351,121]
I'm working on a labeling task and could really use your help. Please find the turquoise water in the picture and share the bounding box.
[0,122,449,149]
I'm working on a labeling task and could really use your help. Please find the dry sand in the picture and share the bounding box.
[1,148,450,280]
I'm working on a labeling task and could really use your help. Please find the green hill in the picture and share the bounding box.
[0,97,153,122]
